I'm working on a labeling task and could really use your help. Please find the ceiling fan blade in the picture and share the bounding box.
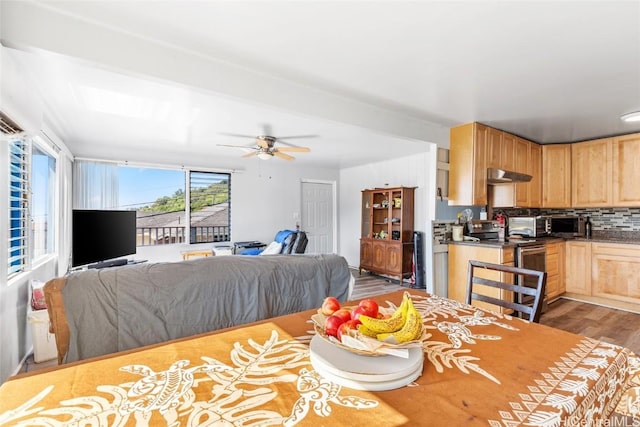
[276,147,310,153]
[273,151,294,161]
[242,151,258,158]
[277,135,319,141]
[219,132,257,138]
[217,143,255,148]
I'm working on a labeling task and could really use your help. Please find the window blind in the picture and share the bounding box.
[8,138,31,276]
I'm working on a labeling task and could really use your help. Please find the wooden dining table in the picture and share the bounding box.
[1,289,638,426]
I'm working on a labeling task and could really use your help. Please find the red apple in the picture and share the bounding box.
[332,308,352,324]
[351,305,369,321]
[321,296,341,316]
[324,315,344,337]
[358,298,379,318]
[337,319,362,342]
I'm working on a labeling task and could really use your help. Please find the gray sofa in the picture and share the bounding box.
[44,253,353,363]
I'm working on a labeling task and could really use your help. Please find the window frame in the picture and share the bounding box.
[7,135,59,279]
[74,160,232,248]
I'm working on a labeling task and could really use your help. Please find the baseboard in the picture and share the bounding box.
[11,347,34,378]
[560,293,640,315]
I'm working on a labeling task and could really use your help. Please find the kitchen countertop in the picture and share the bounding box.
[444,232,640,247]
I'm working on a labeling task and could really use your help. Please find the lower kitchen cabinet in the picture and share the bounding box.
[448,243,514,313]
[591,243,640,304]
[545,241,565,301]
[565,241,592,295]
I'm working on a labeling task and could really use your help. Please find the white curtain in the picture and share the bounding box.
[73,160,119,209]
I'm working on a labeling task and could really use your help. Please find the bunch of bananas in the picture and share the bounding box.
[357,292,423,343]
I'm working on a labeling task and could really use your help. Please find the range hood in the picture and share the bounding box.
[487,168,532,184]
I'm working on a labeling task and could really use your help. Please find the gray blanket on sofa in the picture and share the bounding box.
[62,253,352,362]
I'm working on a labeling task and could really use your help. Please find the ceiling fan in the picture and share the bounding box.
[217,130,314,161]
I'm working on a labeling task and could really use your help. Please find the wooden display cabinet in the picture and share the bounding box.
[359,186,416,281]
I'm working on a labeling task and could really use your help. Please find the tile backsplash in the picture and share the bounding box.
[432,207,640,244]
[525,208,640,231]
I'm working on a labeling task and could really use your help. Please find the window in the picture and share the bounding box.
[74,160,231,246]
[189,171,230,243]
[31,144,57,259]
[7,135,57,277]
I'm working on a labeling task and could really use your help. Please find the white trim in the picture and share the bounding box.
[73,156,244,174]
[11,348,34,378]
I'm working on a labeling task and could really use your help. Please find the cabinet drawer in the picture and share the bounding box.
[502,248,514,264]
[545,242,560,255]
[591,242,640,257]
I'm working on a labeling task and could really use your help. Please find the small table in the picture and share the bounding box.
[181,250,214,260]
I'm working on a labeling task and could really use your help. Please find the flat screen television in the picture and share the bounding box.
[72,209,137,268]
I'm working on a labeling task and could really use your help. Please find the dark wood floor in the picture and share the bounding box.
[352,271,640,356]
[540,298,640,356]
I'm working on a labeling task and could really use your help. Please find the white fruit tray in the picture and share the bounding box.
[309,334,424,391]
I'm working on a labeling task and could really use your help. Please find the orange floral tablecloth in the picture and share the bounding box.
[1,290,638,426]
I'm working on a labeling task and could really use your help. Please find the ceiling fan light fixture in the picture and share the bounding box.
[257,151,272,160]
[621,111,640,122]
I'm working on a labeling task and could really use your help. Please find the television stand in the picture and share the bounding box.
[88,258,128,269]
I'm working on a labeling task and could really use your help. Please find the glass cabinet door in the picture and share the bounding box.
[361,191,371,238]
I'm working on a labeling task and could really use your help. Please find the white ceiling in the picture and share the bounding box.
[2,1,640,170]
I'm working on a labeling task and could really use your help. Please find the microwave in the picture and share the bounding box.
[550,216,585,236]
[507,216,551,238]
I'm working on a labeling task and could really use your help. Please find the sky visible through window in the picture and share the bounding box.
[117,167,185,210]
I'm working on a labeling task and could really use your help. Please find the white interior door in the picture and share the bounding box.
[301,181,335,254]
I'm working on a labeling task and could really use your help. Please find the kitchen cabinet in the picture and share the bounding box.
[450,122,542,207]
[512,137,541,208]
[565,241,592,295]
[491,137,541,208]
[570,132,640,207]
[542,144,572,208]
[501,132,516,172]
[613,133,640,206]
[528,142,542,207]
[571,138,612,207]
[486,126,502,170]
[545,241,565,301]
[359,186,415,280]
[514,137,530,207]
[448,243,514,313]
[449,123,488,206]
[591,243,640,304]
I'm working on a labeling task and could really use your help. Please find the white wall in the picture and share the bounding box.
[0,46,74,383]
[338,147,436,289]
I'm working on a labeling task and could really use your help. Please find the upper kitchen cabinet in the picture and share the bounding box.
[450,122,540,207]
[528,143,542,206]
[513,137,541,207]
[486,127,515,172]
[542,144,572,208]
[449,123,488,206]
[613,133,640,206]
[501,132,517,172]
[489,136,541,208]
[571,137,612,207]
